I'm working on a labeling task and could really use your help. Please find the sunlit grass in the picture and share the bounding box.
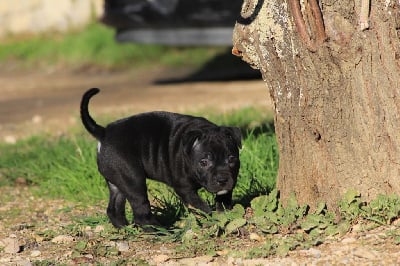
[0,23,225,70]
[0,108,277,206]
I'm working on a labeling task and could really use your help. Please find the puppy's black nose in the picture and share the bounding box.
[217,176,229,185]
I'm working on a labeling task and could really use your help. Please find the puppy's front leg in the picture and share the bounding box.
[175,187,211,214]
[215,190,233,211]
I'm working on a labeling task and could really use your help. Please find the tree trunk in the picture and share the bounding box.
[233,0,400,210]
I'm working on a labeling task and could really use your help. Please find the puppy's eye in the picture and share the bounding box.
[199,159,209,168]
[228,155,236,163]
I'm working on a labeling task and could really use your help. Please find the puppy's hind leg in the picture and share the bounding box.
[126,196,160,228]
[106,181,129,228]
[122,173,160,227]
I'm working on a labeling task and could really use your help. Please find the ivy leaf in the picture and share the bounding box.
[286,193,299,210]
[252,216,278,234]
[212,212,228,228]
[225,218,247,235]
[229,204,246,219]
[251,196,268,217]
[182,229,197,243]
[314,202,326,215]
[325,224,340,236]
[74,240,87,252]
[275,242,291,256]
[343,189,361,204]
[250,189,279,216]
[301,214,322,231]
[266,189,279,212]
[264,211,279,224]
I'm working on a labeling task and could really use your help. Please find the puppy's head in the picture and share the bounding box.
[183,127,242,194]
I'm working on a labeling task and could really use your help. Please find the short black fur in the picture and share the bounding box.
[80,88,242,227]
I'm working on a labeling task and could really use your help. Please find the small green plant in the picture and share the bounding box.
[27,186,400,260]
[32,260,58,266]
[164,189,400,258]
[362,194,400,224]
[36,229,58,241]
[3,108,400,260]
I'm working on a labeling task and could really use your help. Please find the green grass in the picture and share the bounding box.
[0,134,107,201]
[0,23,225,70]
[0,108,277,206]
[2,108,400,259]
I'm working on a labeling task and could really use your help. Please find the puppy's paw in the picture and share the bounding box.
[141,224,160,232]
[187,203,212,214]
[134,214,161,227]
[215,202,233,212]
[108,217,129,228]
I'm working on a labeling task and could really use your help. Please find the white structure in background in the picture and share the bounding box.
[0,0,103,38]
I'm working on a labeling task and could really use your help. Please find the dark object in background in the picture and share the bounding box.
[155,49,261,83]
[101,0,243,45]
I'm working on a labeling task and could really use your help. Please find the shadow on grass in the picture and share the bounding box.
[233,182,274,211]
[146,120,278,228]
[155,48,261,83]
[0,113,277,230]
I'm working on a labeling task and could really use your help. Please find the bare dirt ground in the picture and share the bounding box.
[2,183,400,265]
[1,68,400,265]
[0,67,271,143]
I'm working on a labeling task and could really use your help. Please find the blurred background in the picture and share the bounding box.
[0,4,279,256]
[0,0,271,143]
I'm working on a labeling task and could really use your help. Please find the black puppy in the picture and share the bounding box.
[80,88,241,227]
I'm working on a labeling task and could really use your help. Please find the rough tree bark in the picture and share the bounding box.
[233,0,400,210]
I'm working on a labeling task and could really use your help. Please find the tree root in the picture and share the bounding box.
[288,0,327,52]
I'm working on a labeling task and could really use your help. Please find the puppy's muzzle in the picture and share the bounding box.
[216,175,229,186]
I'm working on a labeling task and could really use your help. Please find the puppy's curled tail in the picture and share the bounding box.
[80,88,105,141]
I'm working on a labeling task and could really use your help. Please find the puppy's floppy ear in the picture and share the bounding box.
[223,127,242,149]
[182,130,202,154]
